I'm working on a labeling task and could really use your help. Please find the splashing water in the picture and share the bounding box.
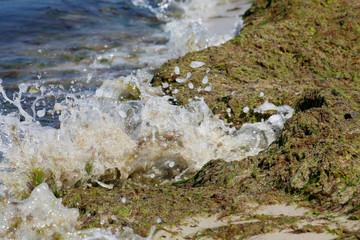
[0,70,293,238]
[0,183,155,239]
[0,69,293,191]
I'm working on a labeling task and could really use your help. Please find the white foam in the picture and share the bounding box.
[0,176,155,240]
[176,72,191,83]
[164,19,231,58]
[204,86,212,91]
[37,108,46,118]
[0,183,156,240]
[190,61,205,68]
[243,106,250,113]
[202,76,209,84]
[175,66,180,74]
[0,183,79,239]
[0,71,293,193]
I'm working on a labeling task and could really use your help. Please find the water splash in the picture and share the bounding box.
[0,183,155,239]
[0,70,293,193]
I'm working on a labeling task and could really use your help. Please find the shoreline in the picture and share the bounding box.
[61,0,360,238]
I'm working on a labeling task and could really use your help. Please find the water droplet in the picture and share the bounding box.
[40,86,46,93]
[119,110,127,118]
[19,83,27,93]
[175,66,180,75]
[87,73,93,83]
[204,86,211,91]
[37,109,46,118]
[190,61,205,68]
[202,76,209,84]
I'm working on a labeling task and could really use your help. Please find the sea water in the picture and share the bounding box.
[0,0,294,239]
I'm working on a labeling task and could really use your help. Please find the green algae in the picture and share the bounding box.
[194,215,300,240]
[60,0,360,238]
[61,182,298,237]
[152,0,360,209]
[26,168,43,191]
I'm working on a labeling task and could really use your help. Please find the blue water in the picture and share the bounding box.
[0,0,169,126]
[0,0,252,128]
[0,0,163,84]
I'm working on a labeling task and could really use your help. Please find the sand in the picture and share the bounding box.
[153,204,358,239]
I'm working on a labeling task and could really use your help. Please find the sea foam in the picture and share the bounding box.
[0,71,293,192]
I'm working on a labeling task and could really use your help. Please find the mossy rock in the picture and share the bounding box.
[62,0,360,237]
[152,0,360,209]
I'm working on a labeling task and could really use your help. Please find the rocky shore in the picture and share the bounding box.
[61,0,360,238]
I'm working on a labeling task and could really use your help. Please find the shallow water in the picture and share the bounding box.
[0,0,296,239]
[0,0,250,126]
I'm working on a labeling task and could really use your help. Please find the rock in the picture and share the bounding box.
[152,0,360,209]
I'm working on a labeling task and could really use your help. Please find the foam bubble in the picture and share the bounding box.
[19,83,28,93]
[202,76,209,84]
[190,61,205,68]
[37,109,46,118]
[175,66,180,75]
[176,72,191,83]
[162,82,169,88]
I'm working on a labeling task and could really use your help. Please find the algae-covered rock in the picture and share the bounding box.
[152,0,360,209]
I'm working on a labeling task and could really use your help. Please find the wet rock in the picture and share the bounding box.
[152,0,360,210]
